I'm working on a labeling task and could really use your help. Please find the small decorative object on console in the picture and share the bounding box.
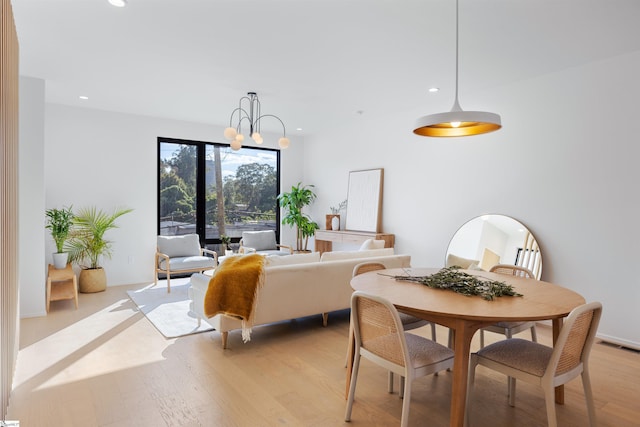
[327,199,347,231]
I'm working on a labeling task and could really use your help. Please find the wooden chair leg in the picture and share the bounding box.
[73,275,79,309]
[345,321,354,368]
[221,331,228,349]
[46,277,51,313]
[400,376,411,427]
[582,369,597,427]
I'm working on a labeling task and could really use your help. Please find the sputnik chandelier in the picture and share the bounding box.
[223,92,290,150]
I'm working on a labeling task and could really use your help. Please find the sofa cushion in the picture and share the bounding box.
[359,239,386,250]
[320,248,394,262]
[446,253,479,269]
[265,251,320,266]
[157,234,201,258]
[242,230,277,251]
[159,255,215,271]
[257,249,290,257]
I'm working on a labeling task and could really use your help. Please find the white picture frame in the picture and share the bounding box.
[345,168,383,232]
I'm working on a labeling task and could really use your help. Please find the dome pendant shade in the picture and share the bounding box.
[414,0,501,138]
[413,110,501,137]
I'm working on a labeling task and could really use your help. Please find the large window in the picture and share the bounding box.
[158,137,280,252]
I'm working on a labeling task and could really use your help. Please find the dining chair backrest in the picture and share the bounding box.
[352,262,386,277]
[351,292,407,368]
[551,301,602,378]
[490,264,535,279]
[347,261,432,373]
[352,262,433,338]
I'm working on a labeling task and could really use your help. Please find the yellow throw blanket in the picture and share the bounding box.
[204,254,265,342]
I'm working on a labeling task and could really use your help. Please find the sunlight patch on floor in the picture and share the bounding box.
[13,298,170,391]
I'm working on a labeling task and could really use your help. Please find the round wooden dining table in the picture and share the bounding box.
[349,267,586,427]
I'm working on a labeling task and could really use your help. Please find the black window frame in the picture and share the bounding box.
[157,136,281,248]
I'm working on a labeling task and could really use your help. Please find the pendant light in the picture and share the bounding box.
[413,0,501,137]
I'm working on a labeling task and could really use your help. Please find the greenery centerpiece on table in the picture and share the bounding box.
[392,266,523,301]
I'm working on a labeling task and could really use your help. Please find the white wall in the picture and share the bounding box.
[304,50,640,350]
[41,105,306,289]
[30,50,640,348]
[19,76,46,317]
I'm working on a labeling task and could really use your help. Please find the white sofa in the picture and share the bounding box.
[189,248,411,348]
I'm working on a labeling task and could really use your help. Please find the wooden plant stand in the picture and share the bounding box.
[46,263,79,312]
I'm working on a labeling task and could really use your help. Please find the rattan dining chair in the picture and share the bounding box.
[467,301,602,427]
[480,264,538,348]
[346,262,437,395]
[345,291,454,427]
[490,263,536,278]
[353,262,436,338]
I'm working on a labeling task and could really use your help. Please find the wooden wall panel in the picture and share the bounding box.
[1,0,20,419]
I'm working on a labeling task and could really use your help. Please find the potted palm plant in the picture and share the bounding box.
[278,182,319,252]
[45,205,74,269]
[67,206,133,293]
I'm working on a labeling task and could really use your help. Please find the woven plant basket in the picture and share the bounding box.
[79,267,107,293]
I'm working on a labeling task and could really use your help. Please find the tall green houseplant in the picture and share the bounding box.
[278,182,319,252]
[45,206,74,269]
[67,206,133,292]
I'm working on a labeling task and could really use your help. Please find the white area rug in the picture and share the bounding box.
[127,278,214,338]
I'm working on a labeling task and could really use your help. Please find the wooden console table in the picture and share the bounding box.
[314,230,394,254]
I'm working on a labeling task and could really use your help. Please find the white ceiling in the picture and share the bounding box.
[12,0,640,137]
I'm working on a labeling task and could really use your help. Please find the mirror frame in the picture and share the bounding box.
[445,214,543,279]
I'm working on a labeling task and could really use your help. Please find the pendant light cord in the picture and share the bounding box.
[452,0,462,112]
[455,0,459,103]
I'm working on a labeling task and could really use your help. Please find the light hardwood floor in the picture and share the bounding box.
[8,281,640,427]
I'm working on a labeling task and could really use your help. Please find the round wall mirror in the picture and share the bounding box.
[445,214,543,279]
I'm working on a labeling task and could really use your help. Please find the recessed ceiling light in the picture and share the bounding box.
[108,0,127,7]
[79,96,89,100]
[428,87,439,93]
[296,128,303,131]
